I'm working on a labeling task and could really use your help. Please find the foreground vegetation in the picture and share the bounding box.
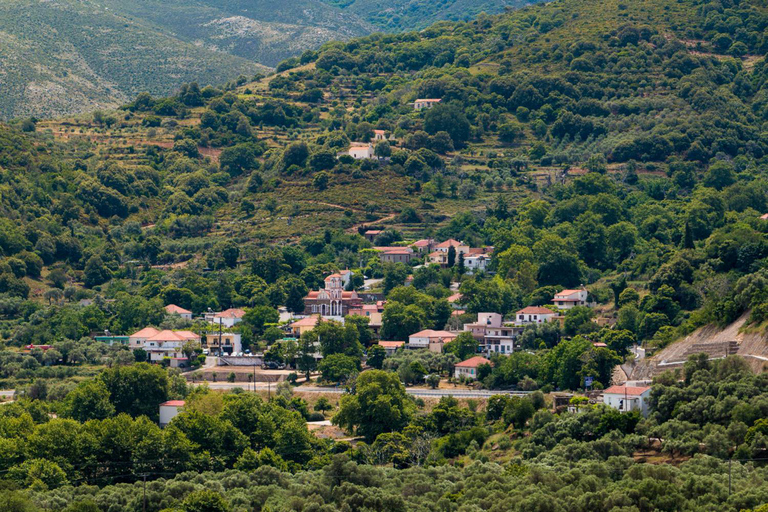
[2,356,768,511]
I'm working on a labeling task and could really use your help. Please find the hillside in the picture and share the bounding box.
[0,0,765,355]
[0,0,371,119]
[630,313,768,379]
[320,0,539,31]
[98,0,374,65]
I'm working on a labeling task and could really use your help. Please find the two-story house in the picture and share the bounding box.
[464,313,517,355]
[552,287,589,310]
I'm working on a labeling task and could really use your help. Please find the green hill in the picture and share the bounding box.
[321,0,539,31]
[0,0,766,346]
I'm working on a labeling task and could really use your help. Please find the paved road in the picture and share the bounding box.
[195,382,529,398]
[0,390,15,398]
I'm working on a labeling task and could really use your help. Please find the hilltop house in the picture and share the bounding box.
[464,313,517,355]
[454,356,491,380]
[463,253,491,274]
[434,239,471,256]
[346,143,375,160]
[552,287,589,310]
[373,130,395,142]
[515,306,558,325]
[408,329,457,352]
[165,304,192,320]
[363,230,383,243]
[303,274,362,317]
[207,308,246,327]
[602,385,652,417]
[411,238,435,254]
[414,99,441,110]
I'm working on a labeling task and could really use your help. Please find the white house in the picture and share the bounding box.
[208,308,246,327]
[463,254,490,274]
[553,288,589,310]
[408,329,457,352]
[348,144,375,160]
[454,356,491,380]
[515,306,558,325]
[414,99,441,110]
[373,130,394,142]
[165,304,193,320]
[142,330,201,366]
[602,385,652,417]
[159,400,185,427]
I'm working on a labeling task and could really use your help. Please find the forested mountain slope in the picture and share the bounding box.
[98,0,374,65]
[0,0,766,354]
[0,0,369,119]
[320,0,540,31]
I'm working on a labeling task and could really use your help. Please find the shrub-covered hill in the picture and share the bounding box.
[0,0,766,350]
[320,0,540,31]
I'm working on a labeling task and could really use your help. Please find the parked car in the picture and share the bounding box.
[262,361,285,370]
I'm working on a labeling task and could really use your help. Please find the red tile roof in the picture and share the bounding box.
[215,308,246,318]
[517,307,556,315]
[165,304,192,315]
[378,341,405,348]
[455,356,491,368]
[160,400,186,407]
[603,385,651,396]
[435,239,464,249]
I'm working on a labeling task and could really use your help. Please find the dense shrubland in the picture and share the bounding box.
[1,357,768,511]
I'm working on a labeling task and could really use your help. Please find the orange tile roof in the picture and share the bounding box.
[130,327,160,338]
[603,385,651,396]
[517,307,556,315]
[291,315,321,327]
[410,329,457,338]
[160,400,186,407]
[455,356,491,368]
[215,308,246,318]
[165,304,192,314]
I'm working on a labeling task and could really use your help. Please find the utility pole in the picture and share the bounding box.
[139,473,148,512]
